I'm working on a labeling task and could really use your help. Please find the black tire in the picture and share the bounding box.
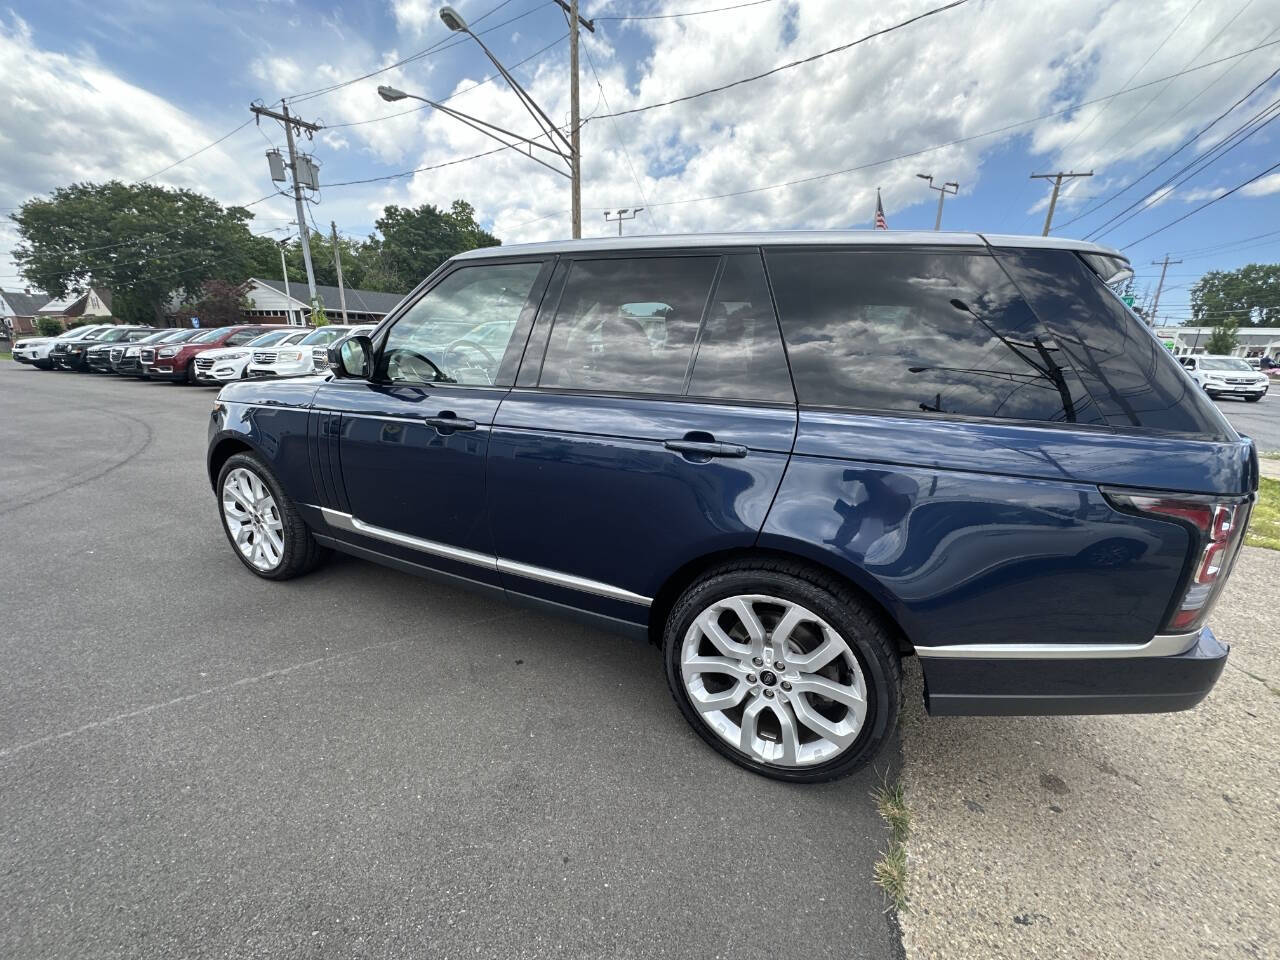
[216,452,329,580]
[662,559,901,783]
[185,360,198,384]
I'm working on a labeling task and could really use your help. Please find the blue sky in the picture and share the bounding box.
[3,0,1280,325]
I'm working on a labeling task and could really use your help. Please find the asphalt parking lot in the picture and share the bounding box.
[1211,389,1280,451]
[0,364,901,960]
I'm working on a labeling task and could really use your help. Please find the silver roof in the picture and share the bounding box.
[452,230,1127,262]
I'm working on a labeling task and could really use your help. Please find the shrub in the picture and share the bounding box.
[35,316,64,336]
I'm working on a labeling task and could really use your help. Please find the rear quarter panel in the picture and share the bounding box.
[759,411,1196,650]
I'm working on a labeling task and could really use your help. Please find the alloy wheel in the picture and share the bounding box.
[679,594,868,768]
[221,467,285,571]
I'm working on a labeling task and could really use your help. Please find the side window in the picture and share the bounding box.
[381,262,544,386]
[538,257,718,395]
[766,249,1103,425]
[687,253,793,403]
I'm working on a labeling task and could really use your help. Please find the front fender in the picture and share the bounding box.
[207,398,319,507]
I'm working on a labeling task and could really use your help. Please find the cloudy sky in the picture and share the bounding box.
[3,0,1279,324]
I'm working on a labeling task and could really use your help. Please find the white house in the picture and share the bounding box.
[1154,326,1280,360]
[242,278,405,326]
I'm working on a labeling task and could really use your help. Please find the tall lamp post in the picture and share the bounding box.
[604,208,643,235]
[380,4,592,238]
[917,173,959,230]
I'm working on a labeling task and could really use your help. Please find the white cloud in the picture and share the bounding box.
[1177,185,1229,203]
[1241,172,1280,197]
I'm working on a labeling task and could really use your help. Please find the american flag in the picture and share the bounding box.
[874,188,888,230]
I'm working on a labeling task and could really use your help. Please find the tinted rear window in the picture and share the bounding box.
[766,249,1102,424]
[539,256,718,395]
[994,248,1232,438]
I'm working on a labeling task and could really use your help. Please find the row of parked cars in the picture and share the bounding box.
[11,322,376,384]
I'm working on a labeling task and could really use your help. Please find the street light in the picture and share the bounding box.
[917,173,959,231]
[604,207,643,235]
[395,3,591,238]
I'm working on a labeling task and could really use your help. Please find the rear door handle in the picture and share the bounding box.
[424,414,478,432]
[663,439,749,459]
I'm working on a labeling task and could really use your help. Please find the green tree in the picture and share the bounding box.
[10,181,279,325]
[373,200,500,293]
[35,316,63,336]
[182,279,252,329]
[1204,319,1240,354]
[1190,263,1280,327]
[311,301,329,326]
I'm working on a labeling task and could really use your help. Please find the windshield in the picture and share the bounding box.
[244,330,295,347]
[98,328,134,343]
[1200,358,1252,371]
[190,328,228,343]
[58,326,96,339]
[299,327,354,345]
[137,330,173,343]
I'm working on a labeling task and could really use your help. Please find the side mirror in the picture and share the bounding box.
[330,335,373,379]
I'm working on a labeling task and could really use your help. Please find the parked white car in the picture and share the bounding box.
[245,324,375,379]
[1179,355,1270,402]
[12,325,112,368]
[194,328,312,384]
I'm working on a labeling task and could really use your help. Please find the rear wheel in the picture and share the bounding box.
[663,560,901,783]
[217,453,329,580]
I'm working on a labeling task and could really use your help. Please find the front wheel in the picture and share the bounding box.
[217,453,329,580]
[663,560,901,783]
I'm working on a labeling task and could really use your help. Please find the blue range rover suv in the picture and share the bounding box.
[207,232,1257,782]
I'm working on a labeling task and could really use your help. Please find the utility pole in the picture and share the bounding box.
[1149,254,1183,327]
[604,208,643,235]
[1031,170,1093,235]
[917,174,958,230]
[330,221,348,324]
[251,102,322,312]
[569,0,582,239]
[277,237,295,326]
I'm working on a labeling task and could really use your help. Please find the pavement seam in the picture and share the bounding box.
[0,640,405,761]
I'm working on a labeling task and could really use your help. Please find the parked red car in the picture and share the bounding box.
[141,325,294,383]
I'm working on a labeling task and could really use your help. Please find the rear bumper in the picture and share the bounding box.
[919,627,1228,716]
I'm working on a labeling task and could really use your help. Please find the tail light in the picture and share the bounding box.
[1104,490,1252,633]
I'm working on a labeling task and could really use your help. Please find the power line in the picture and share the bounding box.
[1080,0,1255,166]
[595,0,778,20]
[285,1,552,105]
[136,118,257,183]
[325,32,568,130]
[1054,0,1204,156]
[1087,96,1280,240]
[595,0,972,119]
[1053,62,1280,231]
[1121,157,1280,247]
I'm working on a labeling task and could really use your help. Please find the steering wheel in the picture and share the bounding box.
[385,348,453,383]
[442,339,498,381]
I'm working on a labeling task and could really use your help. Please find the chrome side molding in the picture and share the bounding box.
[914,631,1201,660]
[317,507,651,606]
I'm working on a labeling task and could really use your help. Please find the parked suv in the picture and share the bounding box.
[245,324,375,379]
[111,329,200,377]
[52,325,149,370]
[207,232,1257,783]
[194,328,312,384]
[12,325,112,368]
[1179,355,1270,401]
[86,328,158,372]
[142,325,291,383]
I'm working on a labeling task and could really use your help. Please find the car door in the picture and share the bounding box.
[311,258,552,586]
[487,250,798,626]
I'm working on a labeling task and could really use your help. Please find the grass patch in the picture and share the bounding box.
[872,778,911,913]
[1261,451,1280,461]
[1246,477,1280,551]
[0,352,11,362]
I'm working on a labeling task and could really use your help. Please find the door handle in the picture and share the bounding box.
[424,414,478,432]
[663,439,749,459]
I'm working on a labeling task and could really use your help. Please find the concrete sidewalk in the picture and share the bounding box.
[898,546,1279,960]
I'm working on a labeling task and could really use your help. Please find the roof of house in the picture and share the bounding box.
[0,289,49,316]
[254,278,406,316]
[451,231,1128,262]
